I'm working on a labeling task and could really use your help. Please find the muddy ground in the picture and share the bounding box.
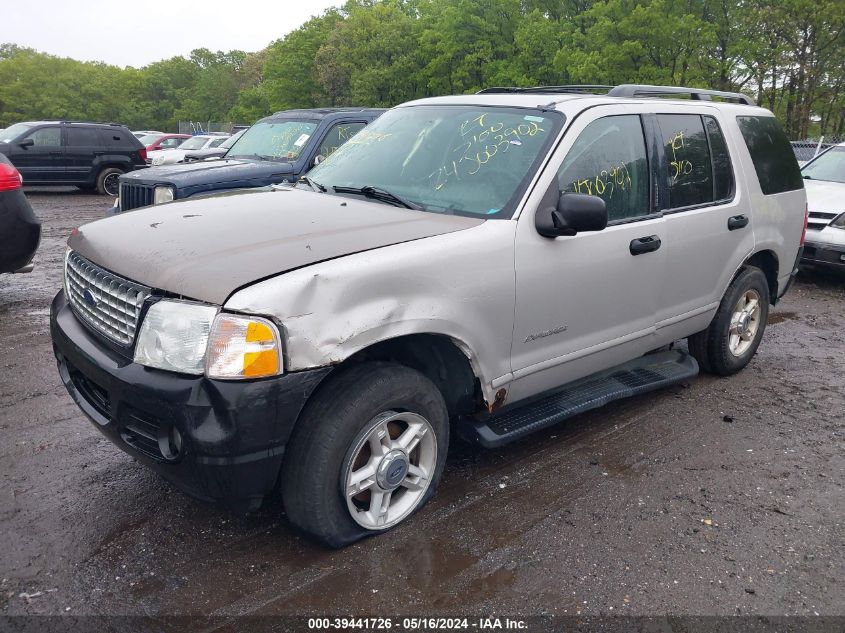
[1,189,843,622]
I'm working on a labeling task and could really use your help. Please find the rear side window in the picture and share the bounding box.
[98,128,133,148]
[557,115,650,222]
[736,116,803,194]
[657,114,713,209]
[66,127,100,146]
[704,116,734,201]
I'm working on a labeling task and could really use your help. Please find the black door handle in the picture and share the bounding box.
[728,215,749,230]
[629,235,661,255]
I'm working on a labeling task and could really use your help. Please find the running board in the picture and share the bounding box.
[464,350,699,448]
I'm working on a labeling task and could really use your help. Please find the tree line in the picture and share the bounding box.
[1,0,843,139]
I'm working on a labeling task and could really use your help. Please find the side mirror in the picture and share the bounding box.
[535,192,608,238]
[313,154,325,166]
[18,138,34,149]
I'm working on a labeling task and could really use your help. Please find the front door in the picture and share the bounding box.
[12,125,65,183]
[509,108,666,402]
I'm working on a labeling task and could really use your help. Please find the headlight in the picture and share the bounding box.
[153,185,174,204]
[832,213,845,229]
[134,300,218,374]
[206,314,283,379]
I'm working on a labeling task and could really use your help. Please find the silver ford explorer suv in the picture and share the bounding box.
[50,84,807,547]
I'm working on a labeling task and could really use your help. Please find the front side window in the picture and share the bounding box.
[26,126,62,147]
[657,114,713,209]
[556,115,649,222]
[801,146,845,184]
[209,137,227,148]
[308,105,562,218]
[318,122,366,159]
[227,120,319,162]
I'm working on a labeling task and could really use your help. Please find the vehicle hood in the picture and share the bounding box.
[68,187,485,304]
[123,158,294,186]
[804,179,845,214]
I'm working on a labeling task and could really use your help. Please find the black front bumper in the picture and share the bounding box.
[50,291,330,512]
[801,241,845,271]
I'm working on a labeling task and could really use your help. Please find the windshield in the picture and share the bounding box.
[0,123,34,143]
[180,136,211,150]
[139,134,162,145]
[802,146,845,184]
[306,105,562,217]
[227,120,318,161]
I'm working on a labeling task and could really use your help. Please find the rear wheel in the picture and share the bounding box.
[96,167,123,196]
[281,362,449,547]
[688,266,770,376]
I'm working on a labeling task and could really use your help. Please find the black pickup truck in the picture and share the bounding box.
[112,108,384,213]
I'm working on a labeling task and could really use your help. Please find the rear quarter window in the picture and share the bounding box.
[97,128,139,149]
[736,116,803,195]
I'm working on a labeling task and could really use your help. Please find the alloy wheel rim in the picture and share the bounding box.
[344,410,436,530]
[103,173,120,196]
[728,289,761,357]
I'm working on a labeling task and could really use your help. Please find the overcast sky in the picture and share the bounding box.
[2,0,342,68]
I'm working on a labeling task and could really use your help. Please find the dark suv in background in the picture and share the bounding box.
[113,108,384,213]
[0,121,147,195]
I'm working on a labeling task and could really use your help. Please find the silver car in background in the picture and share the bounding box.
[801,143,845,272]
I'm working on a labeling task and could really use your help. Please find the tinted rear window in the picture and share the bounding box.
[657,114,713,209]
[97,128,137,148]
[736,116,803,195]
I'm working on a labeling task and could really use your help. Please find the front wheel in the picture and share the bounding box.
[96,167,123,196]
[281,362,449,547]
[688,266,770,376]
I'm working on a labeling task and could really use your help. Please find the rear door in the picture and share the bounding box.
[65,126,100,184]
[509,105,666,401]
[652,110,755,342]
[11,125,65,183]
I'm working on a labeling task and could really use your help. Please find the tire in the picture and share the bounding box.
[281,362,449,547]
[96,167,123,196]
[688,266,770,376]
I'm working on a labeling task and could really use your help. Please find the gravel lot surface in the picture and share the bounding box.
[1,189,843,622]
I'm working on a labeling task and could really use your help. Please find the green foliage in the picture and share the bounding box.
[1,0,843,137]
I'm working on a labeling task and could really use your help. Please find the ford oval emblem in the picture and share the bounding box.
[83,289,98,307]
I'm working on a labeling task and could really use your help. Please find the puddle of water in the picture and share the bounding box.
[768,311,798,325]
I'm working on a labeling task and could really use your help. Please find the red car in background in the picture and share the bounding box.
[138,133,191,152]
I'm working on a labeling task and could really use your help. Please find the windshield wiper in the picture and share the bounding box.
[229,153,267,161]
[802,174,813,179]
[332,185,423,210]
[300,175,327,192]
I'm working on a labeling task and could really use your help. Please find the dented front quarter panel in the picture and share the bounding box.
[225,220,516,403]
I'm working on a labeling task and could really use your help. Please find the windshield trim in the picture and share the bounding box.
[313,104,566,220]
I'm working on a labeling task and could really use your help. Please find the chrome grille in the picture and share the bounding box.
[65,251,151,346]
[807,211,838,231]
[119,182,154,211]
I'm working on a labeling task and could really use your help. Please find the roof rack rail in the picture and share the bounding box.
[477,85,613,95]
[476,83,755,105]
[59,120,123,126]
[607,84,755,105]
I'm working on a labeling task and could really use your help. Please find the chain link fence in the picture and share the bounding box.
[791,136,842,163]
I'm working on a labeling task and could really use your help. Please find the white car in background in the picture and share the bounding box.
[147,135,230,166]
[801,143,845,273]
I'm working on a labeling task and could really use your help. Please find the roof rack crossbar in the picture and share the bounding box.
[607,84,755,106]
